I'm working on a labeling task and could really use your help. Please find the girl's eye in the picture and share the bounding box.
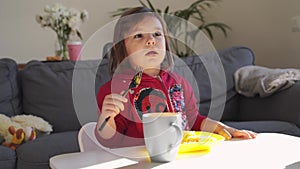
[133,34,143,39]
[154,32,162,37]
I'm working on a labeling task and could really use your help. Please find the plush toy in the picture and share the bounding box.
[0,114,53,150]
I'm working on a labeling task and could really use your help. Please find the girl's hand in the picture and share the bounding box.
[215,125,257,140]
[201,118,257,140]
[97,93,127,139]
[101,93,128,119]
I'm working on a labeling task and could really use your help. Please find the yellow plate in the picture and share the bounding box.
[178,131,225,153]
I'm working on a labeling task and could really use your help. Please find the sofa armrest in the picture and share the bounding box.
[238,81,300,128]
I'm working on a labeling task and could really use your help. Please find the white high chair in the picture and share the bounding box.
[78,122,109,152]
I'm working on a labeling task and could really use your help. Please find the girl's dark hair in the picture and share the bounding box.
[109,6,174,75]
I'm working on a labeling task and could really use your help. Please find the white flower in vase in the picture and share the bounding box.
[36,3,88,60]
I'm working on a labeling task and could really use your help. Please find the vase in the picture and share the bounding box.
[55,37,69,60]
[67,41,82,61]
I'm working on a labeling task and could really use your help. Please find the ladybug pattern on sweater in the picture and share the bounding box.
[133,84,187,129]
[134,88,168,119]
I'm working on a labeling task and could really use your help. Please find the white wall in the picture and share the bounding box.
[211,0,300,68]
[1,0,299,68]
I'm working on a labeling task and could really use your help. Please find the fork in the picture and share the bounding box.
[121,66,143,96]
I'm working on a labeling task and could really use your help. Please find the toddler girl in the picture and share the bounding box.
[95,7,256,148]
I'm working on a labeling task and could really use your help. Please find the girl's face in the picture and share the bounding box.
[124,16,166,72]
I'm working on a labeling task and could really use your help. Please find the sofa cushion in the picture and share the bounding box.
[21,59,110,132]
[0,146,16,169]
[16,131,79,169]
[0,58,22,117]
[239,81,300,128]
[175,46,255,120]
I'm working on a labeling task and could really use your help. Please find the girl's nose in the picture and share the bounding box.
[146,36,156,46]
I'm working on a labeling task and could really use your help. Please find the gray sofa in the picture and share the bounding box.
[0,46,299,169]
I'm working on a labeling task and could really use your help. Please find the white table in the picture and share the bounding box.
[50,133,300,169]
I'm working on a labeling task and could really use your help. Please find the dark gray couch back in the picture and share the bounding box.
[0,58,22,117]
[174,46,254,120]
[20,59,110,132]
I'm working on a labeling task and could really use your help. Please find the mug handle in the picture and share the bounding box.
[169,122,183,149]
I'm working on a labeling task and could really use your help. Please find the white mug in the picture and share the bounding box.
[142,112,183,162]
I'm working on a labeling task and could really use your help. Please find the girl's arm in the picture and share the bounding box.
[94,82,129,148]
[200,118,257,140]
[179,74,256,140]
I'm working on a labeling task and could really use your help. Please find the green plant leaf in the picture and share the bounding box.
[76,31,83,40]
[203,26,214,39]
[110,7,131,17]
[138,0,146,7]
[146,0,156,12]
[164,6,169,14]
[203,22,231,37]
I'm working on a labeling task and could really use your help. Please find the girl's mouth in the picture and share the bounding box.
[146,51,158,56]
